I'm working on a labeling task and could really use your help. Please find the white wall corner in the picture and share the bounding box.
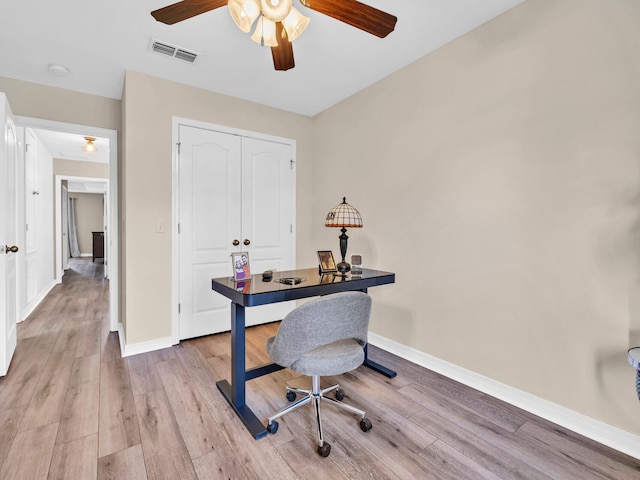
[368,333,640,461]
[118,323,174,358]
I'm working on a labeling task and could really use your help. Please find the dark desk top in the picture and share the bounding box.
[212,267,395,307]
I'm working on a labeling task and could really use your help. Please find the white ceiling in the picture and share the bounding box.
[34,129,109,164]
[0,0,526,118]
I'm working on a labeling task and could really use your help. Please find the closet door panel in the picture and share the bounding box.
[241,137,295,326]
[179,126,242,339]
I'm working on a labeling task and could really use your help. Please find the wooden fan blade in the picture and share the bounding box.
[151,0,227,25]
[300,0,396,38]
[271,22,295,71]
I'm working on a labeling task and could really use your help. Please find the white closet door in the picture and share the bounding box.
[0,95,18,376]
[179,126,242,339]
[241,136,295,326]
[178,125,295,339]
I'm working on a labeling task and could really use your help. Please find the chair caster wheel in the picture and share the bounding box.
[360,418,372,432]
[335,388,345,401]
[318,442,331,457]
[267,421,279,434]
[286,391,296,402]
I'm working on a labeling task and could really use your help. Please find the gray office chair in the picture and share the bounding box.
[265,291,373,457]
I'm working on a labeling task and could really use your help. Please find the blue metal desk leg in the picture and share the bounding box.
[363,344,397,378]
[216,302,268,439]
[358,288,397,378]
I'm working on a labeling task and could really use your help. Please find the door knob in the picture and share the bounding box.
[243,239,251,246]
[232,239,240,246]
[5,245,18,254]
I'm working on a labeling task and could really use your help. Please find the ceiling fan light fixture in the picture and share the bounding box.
[282,7,310,42]
[228,0,260,33]
[250,16,278,47]
[82,136,98,155]
[259,0,292,22]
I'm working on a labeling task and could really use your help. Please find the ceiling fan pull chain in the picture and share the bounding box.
[260,16,265,46]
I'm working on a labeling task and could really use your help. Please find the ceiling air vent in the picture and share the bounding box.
[175,49,198,63]
[150,39,199,64]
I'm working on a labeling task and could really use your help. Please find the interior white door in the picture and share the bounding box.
[179,126,243,339]
[240,136,295,327]
[103,191,108,279]
[24,128,37,305]
[0,94,19,376]
[178,125,295,339]
[61,183,69,270]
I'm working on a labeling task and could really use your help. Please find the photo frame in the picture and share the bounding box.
[317,250,338,274]
[232,251,251,281]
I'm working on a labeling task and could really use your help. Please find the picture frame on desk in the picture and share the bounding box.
[317,250,338,274]
[232,251,251,281]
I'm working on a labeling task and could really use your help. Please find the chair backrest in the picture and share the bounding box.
[268,291,372,369]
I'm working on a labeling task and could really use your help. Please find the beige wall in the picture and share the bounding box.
[69,192,104,255]
[53,158,109,179]
[122,71,314,344]
[312,0,640,435]
[0,77,120,129]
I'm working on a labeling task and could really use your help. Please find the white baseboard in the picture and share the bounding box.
[368,333,640,460]
[118,323,174,357]
[20,280,58,322]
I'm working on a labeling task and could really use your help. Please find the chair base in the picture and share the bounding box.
[266,376,371,457]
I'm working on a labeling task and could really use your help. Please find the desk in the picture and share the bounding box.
[211,267,395,439]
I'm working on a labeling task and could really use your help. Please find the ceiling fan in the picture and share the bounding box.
[151,0,397,71]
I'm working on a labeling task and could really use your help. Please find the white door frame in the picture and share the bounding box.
[55,175,109,277]
[15,116,119,333]
[171,116,297,344]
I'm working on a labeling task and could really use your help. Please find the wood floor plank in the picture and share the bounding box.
[19,348,76,431]
[419,439,503,480]
[126,353,164,397]
[155,357,220,459]
[0,423,58,480]
[97,444,148,480]
[0,341,54,410]
[404,387,552,480]
[133,389,197,480]
[69,353,101,387]
[101,331,122,364]
[192,447,255,480]
[0,406,26,469]
[48,434,98,480]
[98,358,141,458]
[75,321,103,358]
[57,377,100,444]
[408,387,607,480]
[214,417,299,480]
[174,343,236,425]
[515,421,640,480]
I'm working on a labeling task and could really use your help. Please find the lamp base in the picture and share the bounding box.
[337,261,351,274]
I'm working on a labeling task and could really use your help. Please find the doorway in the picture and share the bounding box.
[15,115,118,333]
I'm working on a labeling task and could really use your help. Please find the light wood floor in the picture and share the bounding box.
[1,258,639,479]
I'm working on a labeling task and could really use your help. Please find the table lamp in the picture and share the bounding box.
[325,197,363,274]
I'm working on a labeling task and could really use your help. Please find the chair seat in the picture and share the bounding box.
[267,337,364,376]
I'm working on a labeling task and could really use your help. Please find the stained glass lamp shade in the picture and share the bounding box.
[325,197,363,273]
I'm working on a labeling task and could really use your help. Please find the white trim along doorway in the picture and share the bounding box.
[15,116,119,334]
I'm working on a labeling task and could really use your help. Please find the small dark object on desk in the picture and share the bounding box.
[262,270,273,281]
[278,277,303,285]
